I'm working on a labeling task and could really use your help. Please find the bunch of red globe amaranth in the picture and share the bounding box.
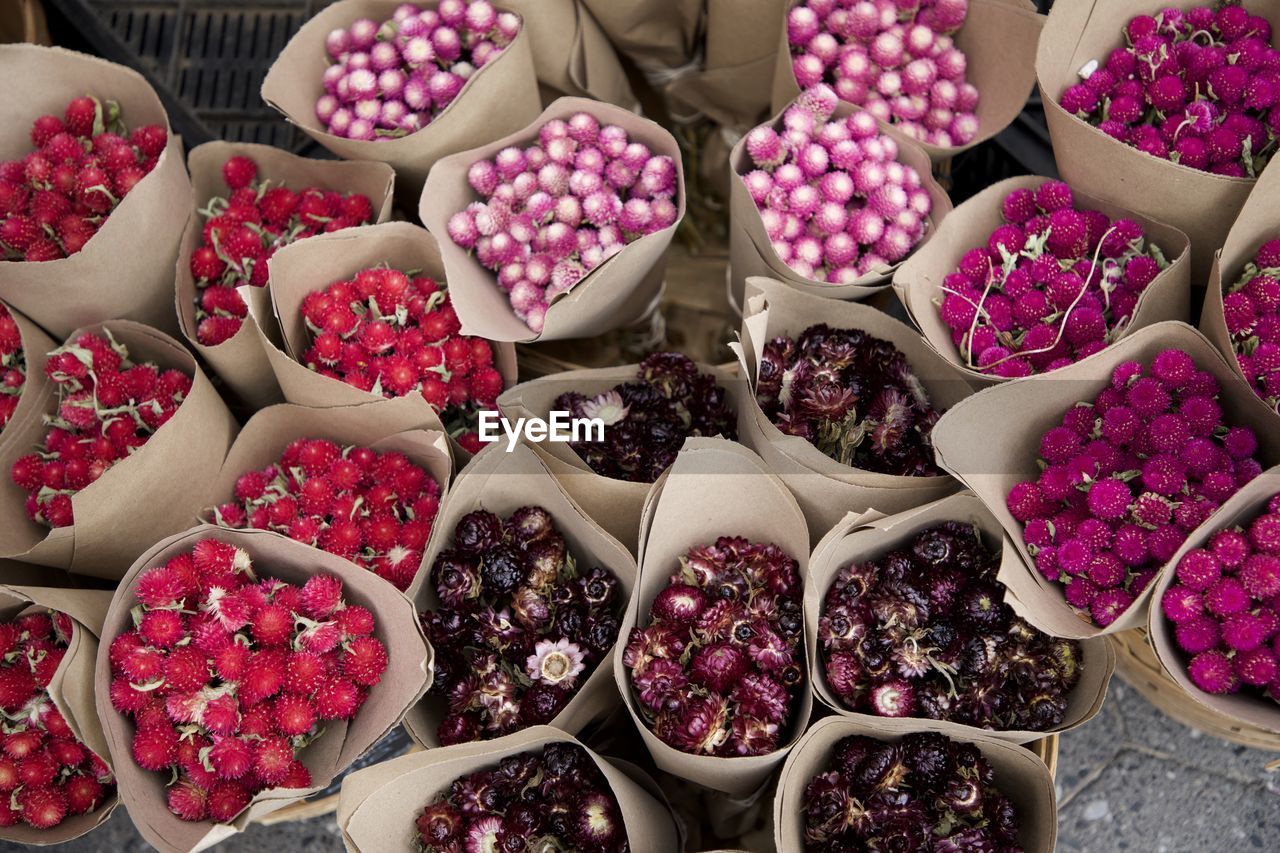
[1061,4,1280,176]
[937,180,1169,377]
[0,610,115,830]
[821,521,1082,729]
[1006,349,1264,628]
[551,352,737,484]
[625,537,804,757]
[415,742,628,852]
[107,537,388,823]
[1223,237,1280,412]
[0,304,25,433]
[211,438,441,592]
[756,323,942,476]
[191,155,376,346]
[420,507,621,744]
[10,331,193,529]
[787,0,981,146]
[802,732,1023,851]
[1162,494,1280,701]
[299,265,504,453]
[741,84,933,283]
[0,96,165,262]
[446,112,679,334]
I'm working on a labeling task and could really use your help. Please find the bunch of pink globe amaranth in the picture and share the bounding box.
[1223,237,1280,412]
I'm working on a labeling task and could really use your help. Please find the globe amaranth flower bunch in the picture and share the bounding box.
[191,155,375,346]
[1162,493,1280,701]
[1061,3,1280,177]
[0,303,25,433]
[1223,237,1280,412]
[299,265,505,453]
[316,0,519,141]
[937,180,1169,377]
[10,330,193,529]
[741,84,933,283]
[821,521,1083,730]
[446,112,679,333]
[756,322,942,476]
[211,438,441,592]
[107,537,388,823]
[1007,348,1264,628]
[803,731,1024,851]
[625,537,804,757]
[551,352,737,484]
[787,0,981,146]
[420,507,622,745]
[0,610,115,830]
[415,742,628,853]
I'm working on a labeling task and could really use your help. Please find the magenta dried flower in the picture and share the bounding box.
[1225,238,1280,412]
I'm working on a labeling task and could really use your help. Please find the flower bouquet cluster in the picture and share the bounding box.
[0,303,26,433]
[1222,237,1280,412]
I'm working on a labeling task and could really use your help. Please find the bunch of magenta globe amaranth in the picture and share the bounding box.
[1061,3,1280,176]
[1223,236,1280,413]
[936,180,1169,377]
[414,742,629,853]
[625,536,804,757]
[1006,348,1264,628]
[551,352,737,484]
[802,731,1024,851]
[756,321,942,476]
[0,303,25,433]
[420,507,622,744]
[820,521,1083,729]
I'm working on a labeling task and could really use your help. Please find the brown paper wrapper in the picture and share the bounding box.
[175,141,395,412]
[94,525,433,853]
[0,301,54,448]
[420,96,685,343]
[806,492,1114,742]
[0,585,116,845]
[495,362,747,552]
[403,442,636,748]
[1147,467,1280,734]
[261,0,541,203]
[580,0,702,72]
[261,221,517,458]
[731,276,973,542]
[500,0,637,108]
[0,322,238,580]
[1036,0,1280,285]
[336,726,679,853]
[0,45,190,339]
[615,438,813,797]
[893,174,1192,387]
[771,0,1045,163]
[932,321,1280,639]
[773,715,1057,852]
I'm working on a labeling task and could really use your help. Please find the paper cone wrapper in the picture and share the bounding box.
[175,141,395,411]
[728,100,952,309]
[931,321,1280,639]
[261,0,541,203]
[773,715,1057,852]
[0,322,238,579]
[1148,467,1280,734]
[580,0,701,72]
[615,438,813,797]
[0,585,116,845]
[0,45,190,339]
[500,0,636,108]
[1036,0,1280,285]
[1201,154,1280,420]
[94,525,432,853]
[495,362,748,553]
[403,443,636,748]
[731,276,972,542]
[805,492,1114,742]
[771,0,1045,163]
[337,726,679,853]
[0,302,55,450]
[261,221,517,458]
[893,174,1192,387]
[420,96,684,343]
